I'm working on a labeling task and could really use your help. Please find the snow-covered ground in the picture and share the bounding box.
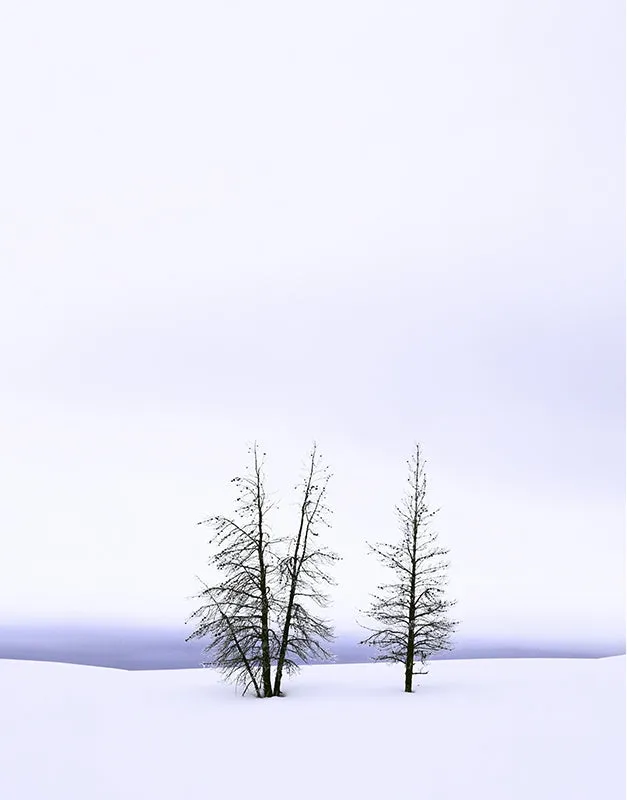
[1,655,624,799]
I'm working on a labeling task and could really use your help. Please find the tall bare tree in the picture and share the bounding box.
[272,443,341,697]
[185,443,281,697]
[359,443,457,692]
[186,442,340,698]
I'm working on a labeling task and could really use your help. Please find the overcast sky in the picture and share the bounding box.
[1,1,624,646]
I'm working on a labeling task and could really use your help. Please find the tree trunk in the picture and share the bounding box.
[404,645,414,692]
[405,451,420,693]
[273,448,316,697]
[258,554,273,696]
[253,446,274,698]
[405,593,416,693]
[273,554,299,697]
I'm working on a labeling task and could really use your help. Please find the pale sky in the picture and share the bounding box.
[0,1,624,645]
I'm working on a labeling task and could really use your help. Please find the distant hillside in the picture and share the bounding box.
[0,623,624,670]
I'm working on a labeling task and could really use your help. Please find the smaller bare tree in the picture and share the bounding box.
[359,443,457,692]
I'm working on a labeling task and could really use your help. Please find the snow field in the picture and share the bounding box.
[1,655,624,799]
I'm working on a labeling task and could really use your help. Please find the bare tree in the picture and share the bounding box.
[359,444,457,692]
[185,443,281,697]
[272,443,341,697]
[186,442,340,698]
